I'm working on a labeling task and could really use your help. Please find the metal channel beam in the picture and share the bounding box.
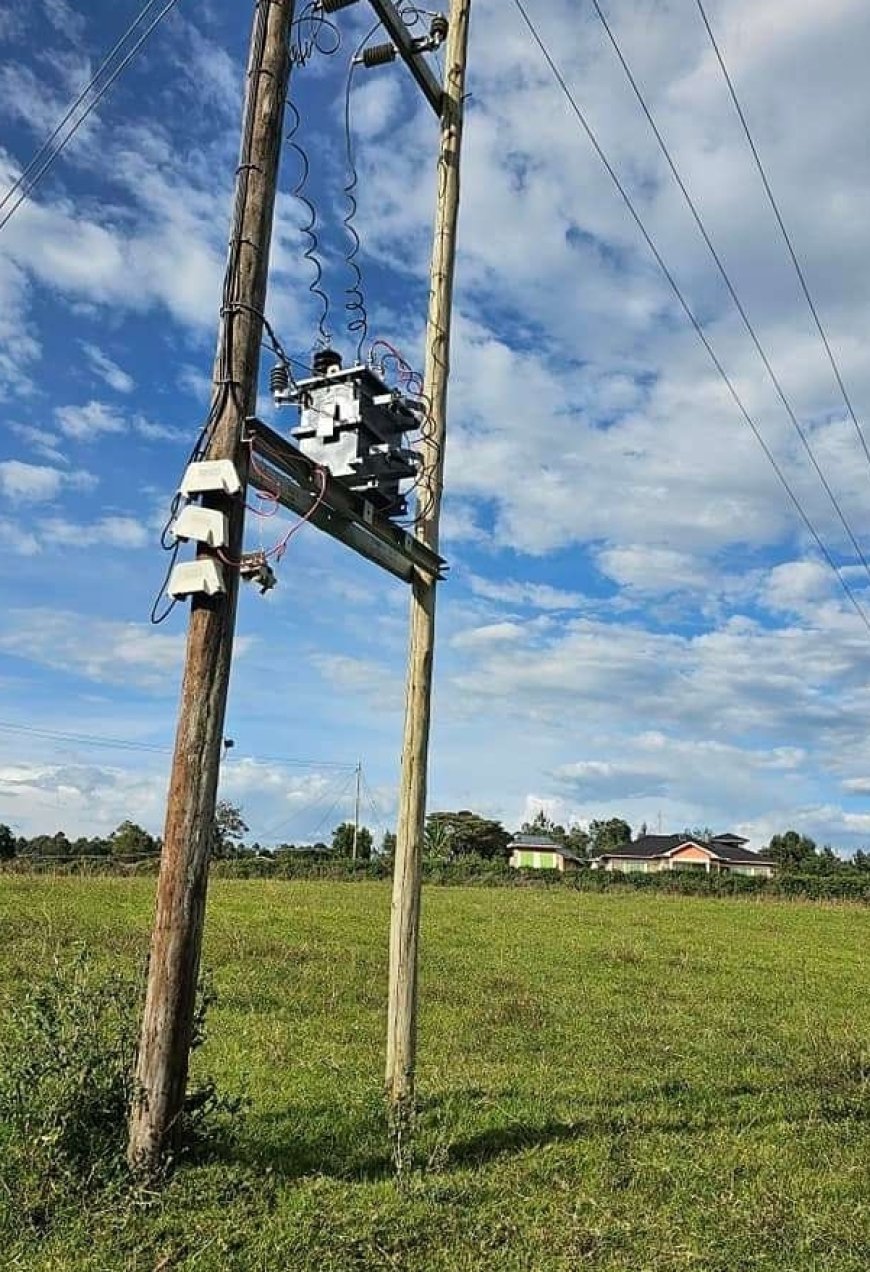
[246,418,447,584]
[368,0,443,116]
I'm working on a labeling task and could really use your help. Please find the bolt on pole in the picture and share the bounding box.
[128,0,295,1176]
[385,0,471,1127]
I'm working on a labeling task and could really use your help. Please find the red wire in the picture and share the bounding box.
[217,464,328,570]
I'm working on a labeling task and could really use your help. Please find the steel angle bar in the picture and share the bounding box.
[246,417,447,583]
[367,0,443,115]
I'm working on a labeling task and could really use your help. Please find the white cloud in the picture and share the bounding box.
[0,610,186,691]
[55,400,125,440]
[81,343,135,394]
[464,572,588,612]
[0,459,95,501]
[42,515,150,549]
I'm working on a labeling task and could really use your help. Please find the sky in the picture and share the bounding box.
[1,0,869,852]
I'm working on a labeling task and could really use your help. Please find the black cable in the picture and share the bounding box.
[590,0,870,588]
[0,0,163,220]
[343,22,383,363]
[150,0,275,623]
[0,0,182,237]
[692,0,870,475]
[510,0,870,634]
[290,0,341,66]
[285,99,331,345]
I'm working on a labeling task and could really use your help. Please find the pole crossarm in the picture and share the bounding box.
[367,0,444,114]
[247,418,447,585]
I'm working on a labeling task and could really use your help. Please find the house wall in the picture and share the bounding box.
[669,844,712,864]
[510,850,560,870]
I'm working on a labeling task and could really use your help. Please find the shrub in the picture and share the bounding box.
[0,948,240,1236]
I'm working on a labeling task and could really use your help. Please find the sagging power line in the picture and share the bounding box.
[510,0,870,635]
[590,0,870,590]
[693,0,870,475]
[0,0,182,237]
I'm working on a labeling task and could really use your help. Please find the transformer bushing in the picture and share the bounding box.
[273,350,421,517]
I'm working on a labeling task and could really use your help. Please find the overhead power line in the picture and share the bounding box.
[509,0,870,634]
[0,0,182,237]
[693,0,870,474]
[590,0,870,588]
[0,719,355,770]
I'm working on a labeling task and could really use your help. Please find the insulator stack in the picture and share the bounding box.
[270,361,291,394]
[321,0,359,12]
[362,42,397,68]
[312,347,343,376]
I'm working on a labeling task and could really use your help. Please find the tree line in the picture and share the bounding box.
[2,806,868,874]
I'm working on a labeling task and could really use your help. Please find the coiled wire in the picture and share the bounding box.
[286,98,331,345]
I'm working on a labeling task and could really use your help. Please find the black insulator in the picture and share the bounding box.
[270,361,290,394]
[430,14,449,44]
[362,42,397,68]
[312,347,343,376]
[321,0,359,11]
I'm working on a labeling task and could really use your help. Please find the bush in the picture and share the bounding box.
[0,948,239,1236]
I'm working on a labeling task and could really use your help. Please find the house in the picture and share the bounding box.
[508,834,586,872]
[591,832,775,878]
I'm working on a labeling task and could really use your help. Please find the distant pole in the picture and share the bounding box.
[385,0,471,1121]
[128,0,295,1176]
[352,761,362,861]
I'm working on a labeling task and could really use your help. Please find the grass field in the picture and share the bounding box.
[0,879,868,1271]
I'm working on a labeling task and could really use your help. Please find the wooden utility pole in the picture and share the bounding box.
[352,761,362,861]
[128,0,294,1175]
[385,0,471,1120]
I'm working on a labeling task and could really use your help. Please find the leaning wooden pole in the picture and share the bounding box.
[385,0,471,1123]
[128,0,294,1176]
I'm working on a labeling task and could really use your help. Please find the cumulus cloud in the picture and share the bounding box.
[0,459,94,501]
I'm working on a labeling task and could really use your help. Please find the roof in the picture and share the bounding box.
[598,834,773,866]
[510,834,561,849]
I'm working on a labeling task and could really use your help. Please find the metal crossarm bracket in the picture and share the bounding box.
[367,0,444,115]
[246,418,448,585]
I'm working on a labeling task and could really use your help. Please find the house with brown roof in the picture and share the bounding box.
[591,832,775,878]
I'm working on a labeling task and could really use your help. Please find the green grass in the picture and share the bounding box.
[0,878,868,1270]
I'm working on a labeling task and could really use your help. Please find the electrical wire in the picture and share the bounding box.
[590,0,870,588]
[290,0,341,66]
[0,0,182,237]
[151,1,281,623]
[0,0,164,220]
[692,0,870,474]
[304,769,358,842]
[0,718,356,768]
[510,0,870,634]
[343,22,384,362]
[257,768,356,844]
[285,99,331,346]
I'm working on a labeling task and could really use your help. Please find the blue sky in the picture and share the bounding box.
[1,0,869,851]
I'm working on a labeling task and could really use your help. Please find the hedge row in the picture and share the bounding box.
[3,855,870,901]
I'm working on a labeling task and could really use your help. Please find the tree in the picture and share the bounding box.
[588,818,632,856]
[211,801,249,859]
[765,830,817,871]
[109,821,158,859]
[424,816,454,860]
[425,811,511,861]
[381,830,397,860]
[332,821,373,860]
[0,824,14,860]
[519,810,590,858]
[853,849,870,872]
